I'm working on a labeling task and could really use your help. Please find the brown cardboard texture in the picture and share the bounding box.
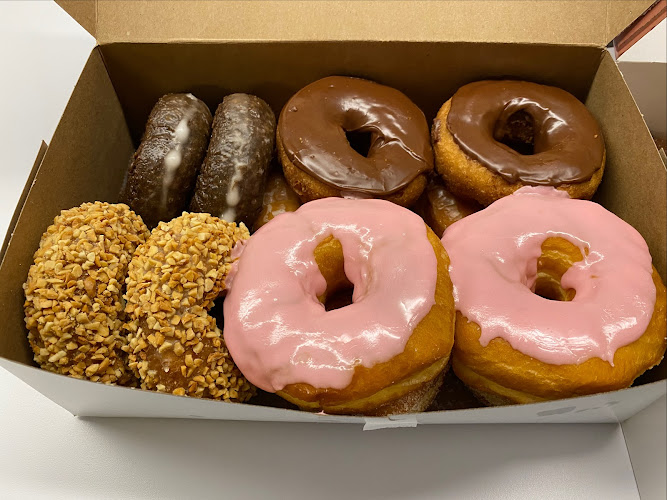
[0,33,665,423]
[57,0,653,46]
[56,0,96,38]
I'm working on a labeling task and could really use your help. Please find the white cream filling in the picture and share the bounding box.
[161,106,194,208]
[221,207,236,223]
[219,108,251,223]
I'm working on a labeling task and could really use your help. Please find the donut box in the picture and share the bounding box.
[0,0,665,428]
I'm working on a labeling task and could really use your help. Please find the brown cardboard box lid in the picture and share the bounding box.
[57,0,654,46]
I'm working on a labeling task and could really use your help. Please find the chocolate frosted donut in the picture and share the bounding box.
[190,94,276,227]
[278,76,433,206]
[433,81,605,205]
[120,93,212,228]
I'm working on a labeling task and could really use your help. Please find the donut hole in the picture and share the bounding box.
[313,236,356,311]
[534,273,575,302]
[345,129,373,158]
[324,287,355,311]
[494,110,535,155]
[533,237,583,302]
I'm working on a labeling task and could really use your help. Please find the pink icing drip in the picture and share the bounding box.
[224,240,248,291]
[442,186,656,365]
[230,238,248,260]
[223,197,437,392]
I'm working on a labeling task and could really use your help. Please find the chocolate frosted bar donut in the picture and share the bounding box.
[190,94,276,227]
[120,93,212,228]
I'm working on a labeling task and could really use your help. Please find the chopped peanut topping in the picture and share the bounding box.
[123,212,254,403]
[24,202,149,384]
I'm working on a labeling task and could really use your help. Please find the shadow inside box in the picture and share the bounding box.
[250,390,300,410]
[428,370,485,411]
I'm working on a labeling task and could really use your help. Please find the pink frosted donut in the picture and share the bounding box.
[443,186,657,364]
[223,197,455,414]
[442,186,666,404]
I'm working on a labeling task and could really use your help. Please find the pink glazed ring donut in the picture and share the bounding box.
[223,197,456,415]
[442,186,666,406]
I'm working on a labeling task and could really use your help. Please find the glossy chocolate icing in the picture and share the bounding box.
[446,81,604,185]
[278,76,433,195]
[120,93,212,228]
[190,93,275,227]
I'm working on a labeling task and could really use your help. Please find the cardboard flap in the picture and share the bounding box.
[56,0,96,38]
[66,0,652,46]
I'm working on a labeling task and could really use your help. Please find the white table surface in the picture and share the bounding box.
[0,2,651,499]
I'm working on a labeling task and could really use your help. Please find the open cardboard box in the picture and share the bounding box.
[0,0,665,428]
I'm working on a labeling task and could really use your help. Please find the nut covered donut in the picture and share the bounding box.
[433,81,605,205]
[24,202,149,384]
[278,76,433,206]
[442,187,666,405]
[223,198,455,415]
[124,212,255,401]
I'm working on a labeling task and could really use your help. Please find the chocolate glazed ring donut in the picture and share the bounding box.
[432,81,605,206]
[120,93,212,228]
[277,76,433,207]
[190,94,276,228]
